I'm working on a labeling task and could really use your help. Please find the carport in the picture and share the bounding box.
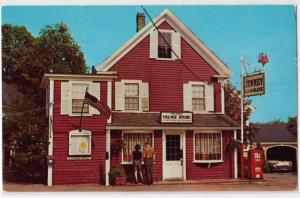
[255,123,297,171]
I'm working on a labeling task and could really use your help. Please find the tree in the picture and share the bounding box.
[224,82,253,122]
[2,24,35,94]
[286,116,297,137]
[2,23,87,183]
[3,99,48,182]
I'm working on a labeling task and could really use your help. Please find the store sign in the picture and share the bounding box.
[161,112,193,123]
[243,73,265,96]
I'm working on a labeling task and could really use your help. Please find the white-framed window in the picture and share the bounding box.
[149,29,181,60]
[115,80,149,112]
[122,131,154,163]
[124,83,139,110]
[192,85,205,111]
[158,32,172,58]
[193,131,223,163]
[69,130,92,156]
[60,81,100,116]
[183,82,214,113]
[71,83,89,114]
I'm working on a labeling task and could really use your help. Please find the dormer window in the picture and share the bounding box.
[158,32,172,58]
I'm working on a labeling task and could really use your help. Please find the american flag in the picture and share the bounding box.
[84,91,111,119]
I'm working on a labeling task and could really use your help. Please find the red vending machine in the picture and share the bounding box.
[248,148,264,179]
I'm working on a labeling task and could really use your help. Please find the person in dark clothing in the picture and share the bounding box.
[132,144,144,184]
[143,142,155,185]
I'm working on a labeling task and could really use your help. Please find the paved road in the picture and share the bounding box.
[3,173,298,192]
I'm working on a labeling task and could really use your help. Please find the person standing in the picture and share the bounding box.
[132,144,144,184]
[143,142,155,185]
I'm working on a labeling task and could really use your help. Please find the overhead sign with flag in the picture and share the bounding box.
[84,91,111,119]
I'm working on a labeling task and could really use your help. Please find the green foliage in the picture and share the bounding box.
[2,23,87,183]
[226,139,241,153]
[109,166,126,181]
[3,99,48,182]
[224,82,253,123]
[111,139,125,156]
[286,116,297,137]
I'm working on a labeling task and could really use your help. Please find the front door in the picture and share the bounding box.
[163,132,183,180]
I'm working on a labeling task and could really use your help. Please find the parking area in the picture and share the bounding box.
[2,173,297,192]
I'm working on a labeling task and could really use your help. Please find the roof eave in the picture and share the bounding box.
[40,73,118,89]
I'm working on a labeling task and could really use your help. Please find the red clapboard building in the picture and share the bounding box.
[41,9,240,186]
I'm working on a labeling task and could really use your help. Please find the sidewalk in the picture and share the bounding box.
[2,173,297,192]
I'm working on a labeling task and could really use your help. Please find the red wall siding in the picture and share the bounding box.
[186,130,234,179]
[108,21,221,113]
[110,130,163,182]
[52,80,108,184]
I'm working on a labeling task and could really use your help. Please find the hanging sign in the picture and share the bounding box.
[161,112,193,123]
[243,73,265,96]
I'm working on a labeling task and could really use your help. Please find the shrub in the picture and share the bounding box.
[109,166,126,183]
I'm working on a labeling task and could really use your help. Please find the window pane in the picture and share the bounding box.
[72,83,89,99]
[72,99,89,113]
[123,133,152,163]
[194,133,221,161]
[158,32,172,58]
[166,135,181,161]
[125,83,139,97]
[192,98,205,111]
[192,85,205,98]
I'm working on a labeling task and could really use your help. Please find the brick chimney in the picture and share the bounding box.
[136,13,145,32]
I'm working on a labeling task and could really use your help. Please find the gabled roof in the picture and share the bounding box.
[97,9,232,77]
[255,123,297,142]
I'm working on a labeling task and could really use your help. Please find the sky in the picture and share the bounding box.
[1,5,297,123]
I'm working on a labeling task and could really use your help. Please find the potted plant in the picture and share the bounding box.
[109,166,126,185]
[110,139,125,156]
[226,139,241,153]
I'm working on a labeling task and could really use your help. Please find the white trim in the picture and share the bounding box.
[47,80,54,187]
[182,131,186,180]
[97,9,232,77]
[120,79,147,112]
[162,130,185,180]
[261,142,297,145]
[107,81,112,124]
[68,81,101,116]
[221,82,225,114]
[106,126,240,130]
[188,81,215,113]
[156,29,174,60]
[68,129,92,156]
[193,130,223,163]
[105,129,110,186]
[40,73,116,88]
[121,130,154,164]
[234,130,238,179]
[193,160,224,164]
[69,81,91,116]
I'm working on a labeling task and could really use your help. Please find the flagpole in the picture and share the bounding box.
[79,87,88,132]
